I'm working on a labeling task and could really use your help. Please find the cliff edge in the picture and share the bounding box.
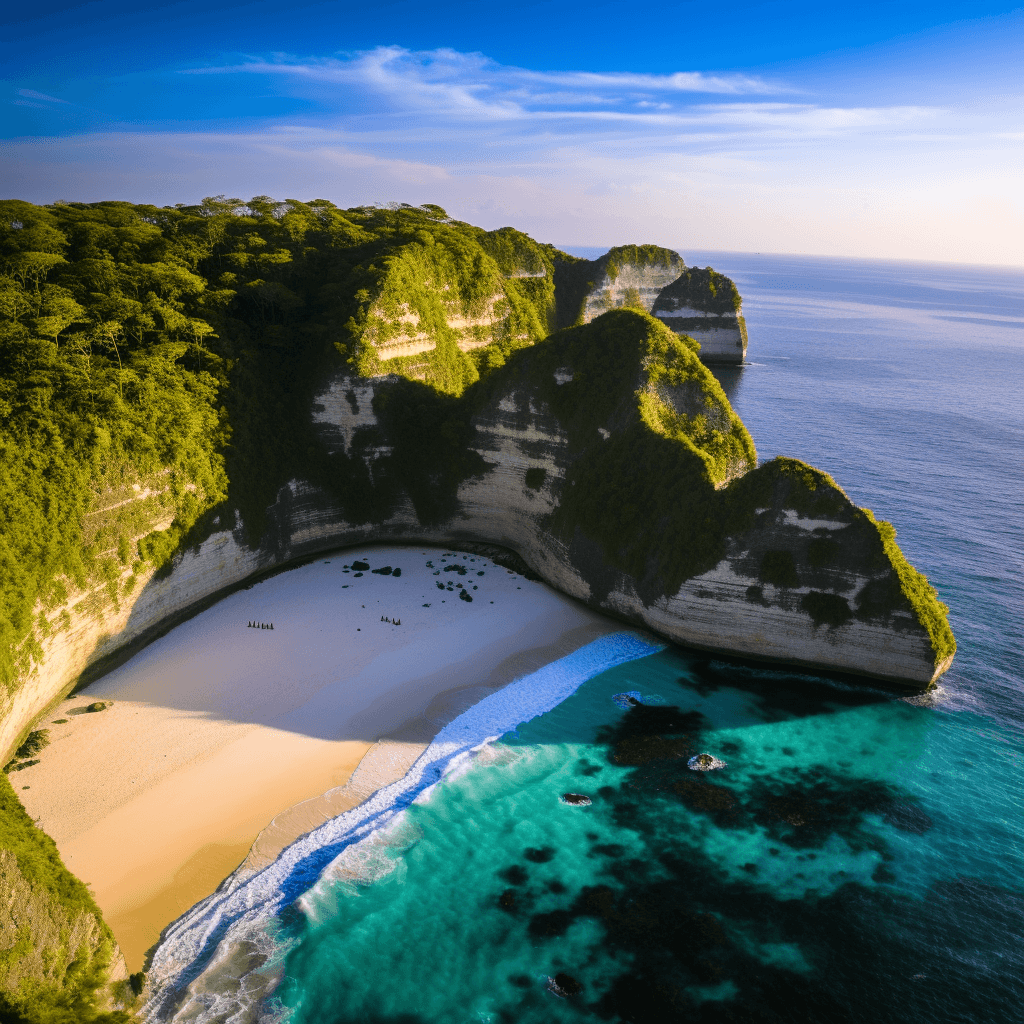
[0,197,955,1014]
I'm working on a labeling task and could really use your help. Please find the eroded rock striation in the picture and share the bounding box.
[12,311,951,740]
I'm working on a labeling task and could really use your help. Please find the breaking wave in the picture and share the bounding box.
[140,631,661,1022]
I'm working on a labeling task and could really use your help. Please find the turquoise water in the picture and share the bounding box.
[273,651,1023,1023]
[151,255,1024,1023]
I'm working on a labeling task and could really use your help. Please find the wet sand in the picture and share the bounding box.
[18,546,619,970]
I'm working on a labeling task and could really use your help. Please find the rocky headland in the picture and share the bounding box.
[0,197,955,1018]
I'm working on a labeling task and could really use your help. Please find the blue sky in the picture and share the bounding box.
[3,1,1023,263]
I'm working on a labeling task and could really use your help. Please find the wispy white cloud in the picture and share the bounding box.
[179,46,951,148]
[6,45,1022,264]
[16,88,71,104]
[185,46,789,121]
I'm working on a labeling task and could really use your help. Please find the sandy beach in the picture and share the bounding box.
[17,545,621,970]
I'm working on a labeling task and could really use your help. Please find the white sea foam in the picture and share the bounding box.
[141,631,661,1023]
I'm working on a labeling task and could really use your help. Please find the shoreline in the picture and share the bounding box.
[17,545,625,971]
[141,630,662,1020]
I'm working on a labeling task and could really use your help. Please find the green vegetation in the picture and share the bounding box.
[516,309,758,594]
[652,265,742,315]
[0,199,228,698]
[0,773,100,924]
[0,775,129,1024]
[602,245,683,281]
[862,509,956,663]
[349,215,558,395]
[760,550,799,588]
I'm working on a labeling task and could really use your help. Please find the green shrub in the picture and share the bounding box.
[801,591,853,629]
[524,468,546,490]
[760,551,799,588]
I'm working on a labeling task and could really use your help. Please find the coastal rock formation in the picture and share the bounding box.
[4,309,951,765]
[650,265,748,364]
[0,199,956,1009]
[575,246,685,324]
[555,248,748,364]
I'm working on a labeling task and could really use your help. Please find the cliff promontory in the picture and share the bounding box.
[0,197,954,1017]
[555,246,748,362]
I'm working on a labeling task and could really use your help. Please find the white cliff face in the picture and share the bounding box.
[2,365,943,762]
[655,314,748,364]
[580,263,683,323]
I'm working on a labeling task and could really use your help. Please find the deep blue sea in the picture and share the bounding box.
[148,254,1024,1024]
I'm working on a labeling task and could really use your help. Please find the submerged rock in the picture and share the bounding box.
[883,801,934,834]
[688,752,727,771]
[548,972,584,998]
[560,793,592,806]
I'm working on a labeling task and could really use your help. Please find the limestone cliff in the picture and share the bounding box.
[650,265,747,364]
[556,248,748,364]
[6,311,952,740]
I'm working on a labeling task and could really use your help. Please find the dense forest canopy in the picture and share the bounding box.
[652,265,743,315]
[0,198,595,694]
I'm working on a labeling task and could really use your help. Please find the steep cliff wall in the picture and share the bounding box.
[5,311,952,755]
[577,246,685,323]
[650,264,747,364]
[553,245,684,330]
[352,223,558,393]
[560,249,748,364]
[653,311,748,363]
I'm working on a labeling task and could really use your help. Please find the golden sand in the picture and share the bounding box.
[19,547,618,970]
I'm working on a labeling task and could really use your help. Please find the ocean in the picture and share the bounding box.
[145,253,1024,1024]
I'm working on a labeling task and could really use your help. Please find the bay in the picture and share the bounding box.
[158,253,1024,1024]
